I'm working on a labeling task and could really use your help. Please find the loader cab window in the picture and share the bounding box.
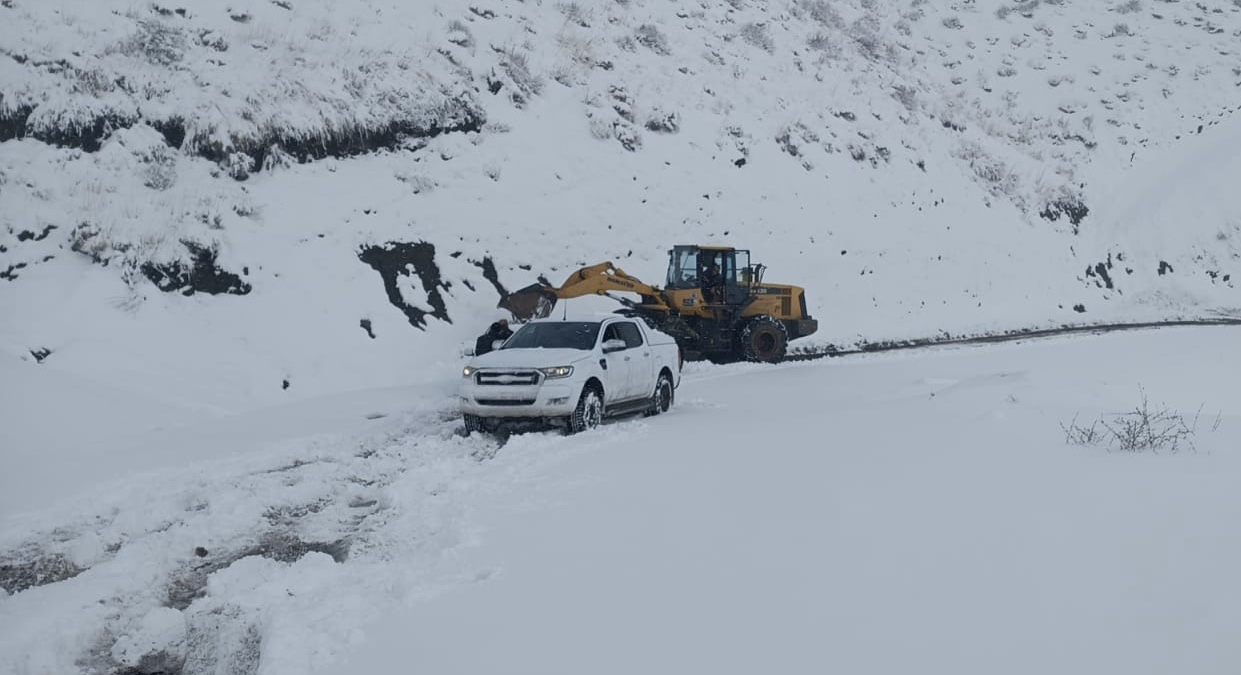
[732,250,751,285]
[667,248,700,289]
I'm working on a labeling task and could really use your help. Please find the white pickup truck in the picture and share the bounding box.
[460,316,682,434]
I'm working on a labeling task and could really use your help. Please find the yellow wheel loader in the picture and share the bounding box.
[499,245,817,363]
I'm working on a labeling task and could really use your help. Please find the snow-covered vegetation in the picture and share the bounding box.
[3,0,1238,410]
[1,1,1240,672]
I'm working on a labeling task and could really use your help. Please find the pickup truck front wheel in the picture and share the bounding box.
[567,386,603,434]
[463,413,487,436]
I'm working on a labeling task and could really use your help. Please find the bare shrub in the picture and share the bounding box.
[141,145,178,191]
[796,0,844,29]
[1115,0,1142,13]
[1108,23,1133,37]
[223,152,254,181]
[958,143,1020,197]
[496,47,544,105]
[996,0,1042,19]
[1061,415,1106,446]
[395,172,436,194]
[557,2,590,27]
[645,109,680,133]
[739,22,774,53]
[892,84,918,111]
[634,24,670,55]
[72,68,117,96]
[613,122,641,151]
[69,222,113,264]
[121,20,187,66]
[1062,388,1221,453]
[447,20,474,48]
[260,144,294,173]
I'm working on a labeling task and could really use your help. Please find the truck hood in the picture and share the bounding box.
[470,348,592,369]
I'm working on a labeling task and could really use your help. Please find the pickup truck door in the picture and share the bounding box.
[599,323,636,402]
[614,321,652,401]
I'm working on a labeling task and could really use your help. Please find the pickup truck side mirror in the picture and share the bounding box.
[602,338,627,353]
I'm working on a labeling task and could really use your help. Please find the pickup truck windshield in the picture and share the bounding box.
[502,321,602,350]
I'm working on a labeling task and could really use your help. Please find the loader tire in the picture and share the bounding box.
[739,315,788,363]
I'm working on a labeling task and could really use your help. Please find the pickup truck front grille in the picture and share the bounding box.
[476,398,537,406]
[475,369,541,386]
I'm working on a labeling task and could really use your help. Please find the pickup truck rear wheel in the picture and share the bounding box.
[567,386,603,434]
[645,372,674,416]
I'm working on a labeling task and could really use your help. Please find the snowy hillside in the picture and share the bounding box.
[1,0,1238,412]
[2,2,1241,674]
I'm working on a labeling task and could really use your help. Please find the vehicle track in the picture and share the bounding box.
[783,316,1241,362]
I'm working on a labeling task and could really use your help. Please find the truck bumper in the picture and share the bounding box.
[459,382,578,418]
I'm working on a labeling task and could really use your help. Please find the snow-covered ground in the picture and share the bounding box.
[3,327,1239,674]
[2,0,1240,673]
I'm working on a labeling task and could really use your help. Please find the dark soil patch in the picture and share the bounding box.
[1,262,27,280]
[0,552,85,594]
[140,240,251,296]
[166,532,349,610]
[1086,257,1115,290]
[1040,198,1090,232]
[0,104,33,143]
[471,255,508,299]
[358,241,452,330]
[0,94,483,175]
[17,224,57,242]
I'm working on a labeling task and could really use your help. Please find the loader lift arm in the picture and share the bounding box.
[499,262,672,321]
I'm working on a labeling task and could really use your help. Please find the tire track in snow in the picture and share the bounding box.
[786,316,1241,361]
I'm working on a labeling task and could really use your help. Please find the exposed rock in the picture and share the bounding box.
[140,240,251,296]
[1040,198,1090,231]
[358,241,452,330]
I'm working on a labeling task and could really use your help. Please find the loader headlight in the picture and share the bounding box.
[462,366,478,378]
[539,365,574,379]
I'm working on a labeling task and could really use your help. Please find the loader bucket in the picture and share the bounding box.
[499,283,558,321]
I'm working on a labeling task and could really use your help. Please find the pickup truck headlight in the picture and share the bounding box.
[462,366,478,378]
[539,365,574,379]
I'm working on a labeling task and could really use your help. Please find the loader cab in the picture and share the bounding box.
[665,245,753,304]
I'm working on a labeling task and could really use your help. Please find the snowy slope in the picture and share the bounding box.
[2,0,1239,415]
[2,2,1241,673]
